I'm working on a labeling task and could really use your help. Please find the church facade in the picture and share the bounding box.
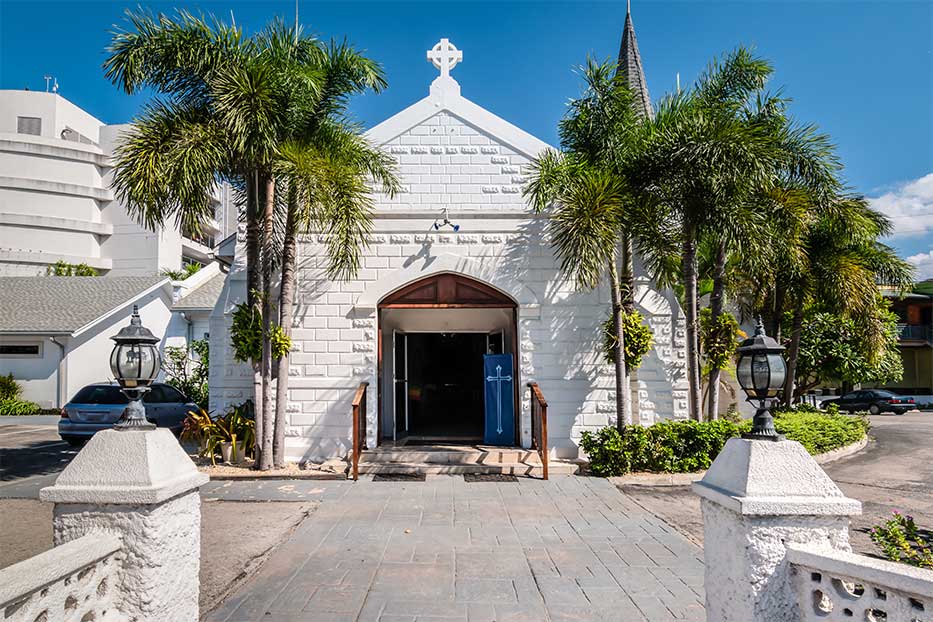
[210,28,688,462]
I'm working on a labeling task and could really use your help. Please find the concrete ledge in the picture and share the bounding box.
[611,435,868,487]
[0,532,121,607]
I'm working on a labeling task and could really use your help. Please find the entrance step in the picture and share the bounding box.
[361,445,533,465]
[357,460,579,477]
[356,445,579,477]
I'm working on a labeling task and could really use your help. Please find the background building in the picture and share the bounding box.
[0,89,236,276]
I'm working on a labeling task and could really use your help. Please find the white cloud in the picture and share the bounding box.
[869,173,933,238]
[907,250,933,281]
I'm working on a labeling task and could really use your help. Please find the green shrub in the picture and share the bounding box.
[870,511,933,569]
[0,398,41,416]
[0,373,21,401]
[580,408,869,476]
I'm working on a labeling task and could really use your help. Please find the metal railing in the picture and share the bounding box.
[528,382,549,480]
[351,382,368,481]
[897,323,932,342]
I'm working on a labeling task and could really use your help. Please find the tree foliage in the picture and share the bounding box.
[46,261,98,276]
[603,310,654,370]
[230,302,290,364]
[792,302,903,393]
[162,338,210,410]
[700,308,742,371]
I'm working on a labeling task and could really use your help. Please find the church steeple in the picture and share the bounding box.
[617,1,653,119]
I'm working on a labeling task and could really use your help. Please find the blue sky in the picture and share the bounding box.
[2,1,931,272]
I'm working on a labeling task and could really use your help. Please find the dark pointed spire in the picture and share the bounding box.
[617,1,654,119]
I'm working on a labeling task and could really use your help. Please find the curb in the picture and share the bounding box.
[609,434,869,487]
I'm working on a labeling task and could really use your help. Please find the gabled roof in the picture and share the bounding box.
[364,58,552,158]
[173,271,226,311]
[0,276,168,335]
[617,4,654,119]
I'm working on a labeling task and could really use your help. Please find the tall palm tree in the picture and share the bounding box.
[525,59,643,432]
[271,121,398,468]
[778,197,914,404]
[627,48,782,421]
[105,11,391,468]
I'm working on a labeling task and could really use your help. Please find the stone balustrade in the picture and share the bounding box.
[787,543,933,622]
[0,533,122,622]
[0,426,207,622]
[695,436,933,621]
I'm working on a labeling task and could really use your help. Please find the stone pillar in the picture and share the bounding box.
[692,438,861,622]
[40,428,209,622]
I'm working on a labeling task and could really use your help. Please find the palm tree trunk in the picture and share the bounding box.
[783,299,805,408]
[682,234,702,421]
[245,171,263,465]
[608,261,631,432]
[259,173,275,471]
[620,236,636,424]
[771,283,785,341]
[706,240,727,421]
[273,185,298,468]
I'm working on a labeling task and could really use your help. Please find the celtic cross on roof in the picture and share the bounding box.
[427,38,462,79]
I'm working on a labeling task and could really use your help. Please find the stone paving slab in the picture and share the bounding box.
[204,476,705,622]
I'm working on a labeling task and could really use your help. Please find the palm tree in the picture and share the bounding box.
[105,11,391,468]
[778,196,914,404]
[525,59,644,431]
[271,121,398,468]
[627,48,782,421]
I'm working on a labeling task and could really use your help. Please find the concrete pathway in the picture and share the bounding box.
[206,476,705,622]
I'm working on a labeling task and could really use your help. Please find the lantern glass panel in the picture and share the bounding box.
[767,352,786,395]
[110,343,160,387]
[736,355,752,392]
[751,354,770,396]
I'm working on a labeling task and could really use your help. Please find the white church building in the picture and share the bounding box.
[211,23,688,462]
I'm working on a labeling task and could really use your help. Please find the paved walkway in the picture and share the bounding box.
[206,476,704,622]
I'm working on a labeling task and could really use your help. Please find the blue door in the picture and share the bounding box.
[483,354,515,446]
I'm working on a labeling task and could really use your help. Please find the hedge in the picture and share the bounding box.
[579,407,870,477]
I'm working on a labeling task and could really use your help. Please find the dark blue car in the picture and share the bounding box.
[59,383,197,445]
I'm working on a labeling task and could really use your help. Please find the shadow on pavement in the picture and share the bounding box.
[0,439,78,482]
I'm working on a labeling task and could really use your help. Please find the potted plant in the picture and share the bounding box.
[180,408,214,454]
[202,401,255,466]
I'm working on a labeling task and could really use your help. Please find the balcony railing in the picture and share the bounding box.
[897,324,932,343]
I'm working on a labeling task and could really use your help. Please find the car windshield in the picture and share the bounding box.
[70,385,129,405]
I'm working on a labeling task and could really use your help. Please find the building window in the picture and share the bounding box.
[16,116,42,136]
[0,342,42,357]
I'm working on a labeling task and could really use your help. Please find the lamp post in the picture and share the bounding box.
[736,318,787,441]
[109,305,162,430]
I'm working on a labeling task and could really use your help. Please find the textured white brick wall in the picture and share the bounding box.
[210,109,688,462]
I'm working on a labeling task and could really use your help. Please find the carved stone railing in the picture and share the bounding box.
[0,533,122,622]
[528,382,549,480]
[351,381,369,481]
[787,543,933,621]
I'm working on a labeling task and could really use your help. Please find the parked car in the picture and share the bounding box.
[59,383,198,446]
[821,389,915,416]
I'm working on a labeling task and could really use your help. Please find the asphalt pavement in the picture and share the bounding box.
[619,411,933,555]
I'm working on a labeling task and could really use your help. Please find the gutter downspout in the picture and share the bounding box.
[49,337,66,408]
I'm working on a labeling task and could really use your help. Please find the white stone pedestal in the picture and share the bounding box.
[41,428,209,622]
[692,438,861,622]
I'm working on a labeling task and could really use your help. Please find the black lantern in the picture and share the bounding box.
[109,305,162,429]
[736,318,787,441]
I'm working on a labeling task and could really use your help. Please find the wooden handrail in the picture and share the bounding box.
[351,381,369,481]
[528,382,549,480]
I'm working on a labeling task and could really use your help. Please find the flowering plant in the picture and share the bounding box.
[870,511,933,569]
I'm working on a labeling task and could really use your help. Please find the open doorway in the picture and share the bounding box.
[378,273,519,446]
[403,332,486,442]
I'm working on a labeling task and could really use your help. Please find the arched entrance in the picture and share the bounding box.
[377,273,519,445]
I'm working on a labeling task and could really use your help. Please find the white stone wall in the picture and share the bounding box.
[211,106,688,462]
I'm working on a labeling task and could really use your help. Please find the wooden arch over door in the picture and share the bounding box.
[379,273,516,309]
